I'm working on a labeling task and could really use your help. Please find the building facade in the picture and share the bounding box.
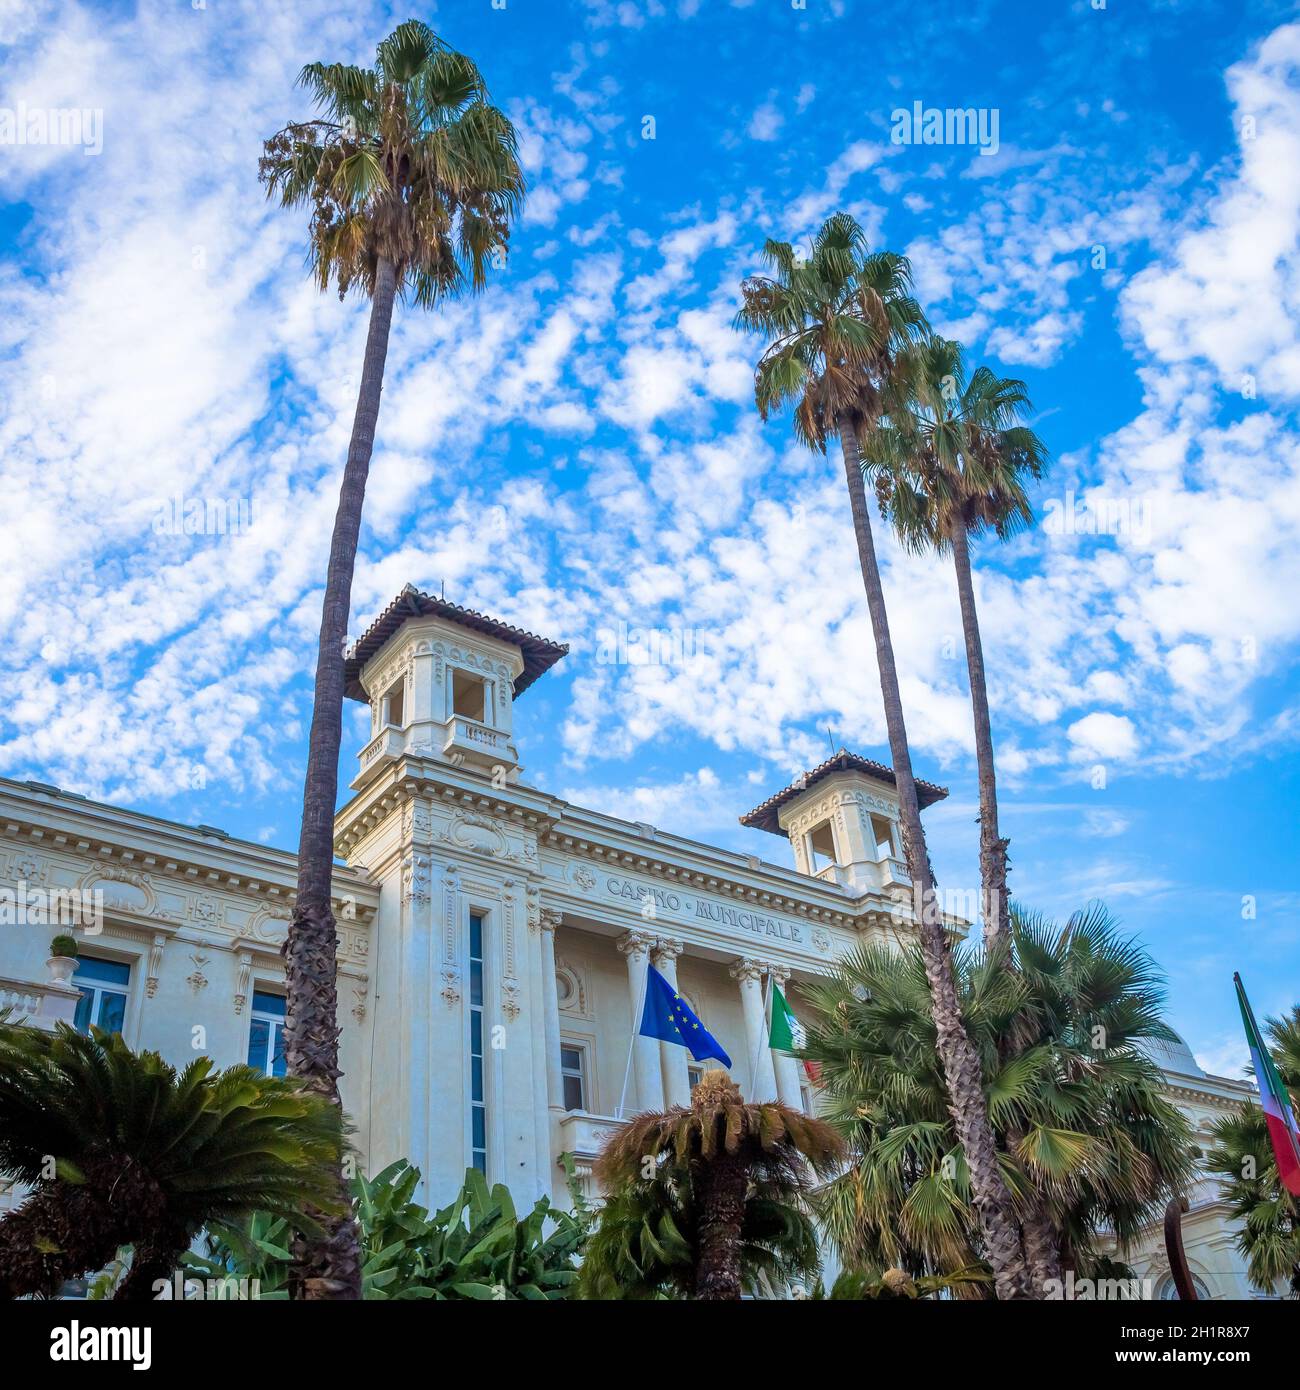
[0,588,1266,1297]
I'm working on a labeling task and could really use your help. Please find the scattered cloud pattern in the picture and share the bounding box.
[0,0,1297,1061]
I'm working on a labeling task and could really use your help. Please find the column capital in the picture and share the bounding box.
[651,936,684,964]
[617,929,656,960]
[539,907,563,935]
[728,957,766,984]
[768,963,790,988]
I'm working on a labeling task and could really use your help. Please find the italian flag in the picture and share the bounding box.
[769,981,820,1083]
[1236,973,1300,1196]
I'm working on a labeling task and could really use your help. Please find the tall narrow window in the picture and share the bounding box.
[382,680,405,728]
[248,990,287,1077]
[72,956,130,1036]
[469,912,487,1174]
[560,1044,587,1112]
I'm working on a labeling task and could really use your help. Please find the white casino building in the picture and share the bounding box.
[0,588,1262,1297]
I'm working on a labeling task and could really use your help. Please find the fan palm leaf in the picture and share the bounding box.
[803,903,1195,1290]
[0,1022,344,1301]
[584,1070,843,1300]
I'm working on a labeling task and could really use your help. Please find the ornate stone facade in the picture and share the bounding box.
[0,594,1269,1298]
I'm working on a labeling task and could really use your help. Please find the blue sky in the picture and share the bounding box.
[1,0,1298,1076]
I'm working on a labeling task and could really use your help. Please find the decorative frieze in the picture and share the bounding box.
[146,933,167,999]
[233,951,252,1014]
[350,979,368,1023]
[11,851,46,884]
[501,883,521,1021]
[501,977,522,1023]
[440,867,460,1006]
[191,895,221,927]
[443,811,509,859]
[400,853,432,908]
[185,951,210,993]
[79,861,158,917]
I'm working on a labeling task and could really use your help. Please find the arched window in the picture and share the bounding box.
[1156,1272,1211,1300]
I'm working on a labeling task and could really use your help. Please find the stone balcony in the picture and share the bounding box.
[553,1110,628,1199]
[351,716,523,790]
[880,855,911,888]
[442,715,517,771]
[351,725,406,790]
[0,973,80,1030]
[813,856,912,893]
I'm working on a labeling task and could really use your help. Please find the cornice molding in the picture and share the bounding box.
[334,761,899,932]
[1160,1076,1255,1108]
[0,792,378,925]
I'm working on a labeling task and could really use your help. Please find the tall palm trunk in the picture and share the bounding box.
[1019,1199,1063,1289]
[951,527,1055,1277]
[694,1153,748,1300]
[286,254,399,1301]
[953,513,1052,1281]
[949,520,1009,949]
[837,417,1032,1300]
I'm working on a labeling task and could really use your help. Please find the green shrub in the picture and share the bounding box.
[49,935,78,959]
[184,1160,585,1300]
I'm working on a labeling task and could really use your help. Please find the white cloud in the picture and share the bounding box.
[747,100,783,143]
[1193,1036,1251,1082]
[1082,808,1131,839]
[782,139,890,240]
[1067,712,1139,761]
[1124,24,1300,400]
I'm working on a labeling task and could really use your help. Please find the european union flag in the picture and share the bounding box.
[639,964,732,1067]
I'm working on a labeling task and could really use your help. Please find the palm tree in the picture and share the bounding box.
[578,1162,822,1300]
[866,337,1049,948]
[259,19,524,1297]
[1205,1008,1300,1296]
[802,903,1195,1292]
[735,212,1032,1298]
[0,1022,343,1301]
[588,1070,843,1300]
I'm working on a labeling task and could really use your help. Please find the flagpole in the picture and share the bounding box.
[616,963,652,1120]
[1235,972,1300,1175]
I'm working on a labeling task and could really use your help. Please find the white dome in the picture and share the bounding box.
[1140,1031,1203,1077]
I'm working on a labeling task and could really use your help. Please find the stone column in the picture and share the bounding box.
[652,937,691,1108]
[618,930,663,1113]
[729,957,777,1102]
[768,965,806,1110]
[539,908,564,1110]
